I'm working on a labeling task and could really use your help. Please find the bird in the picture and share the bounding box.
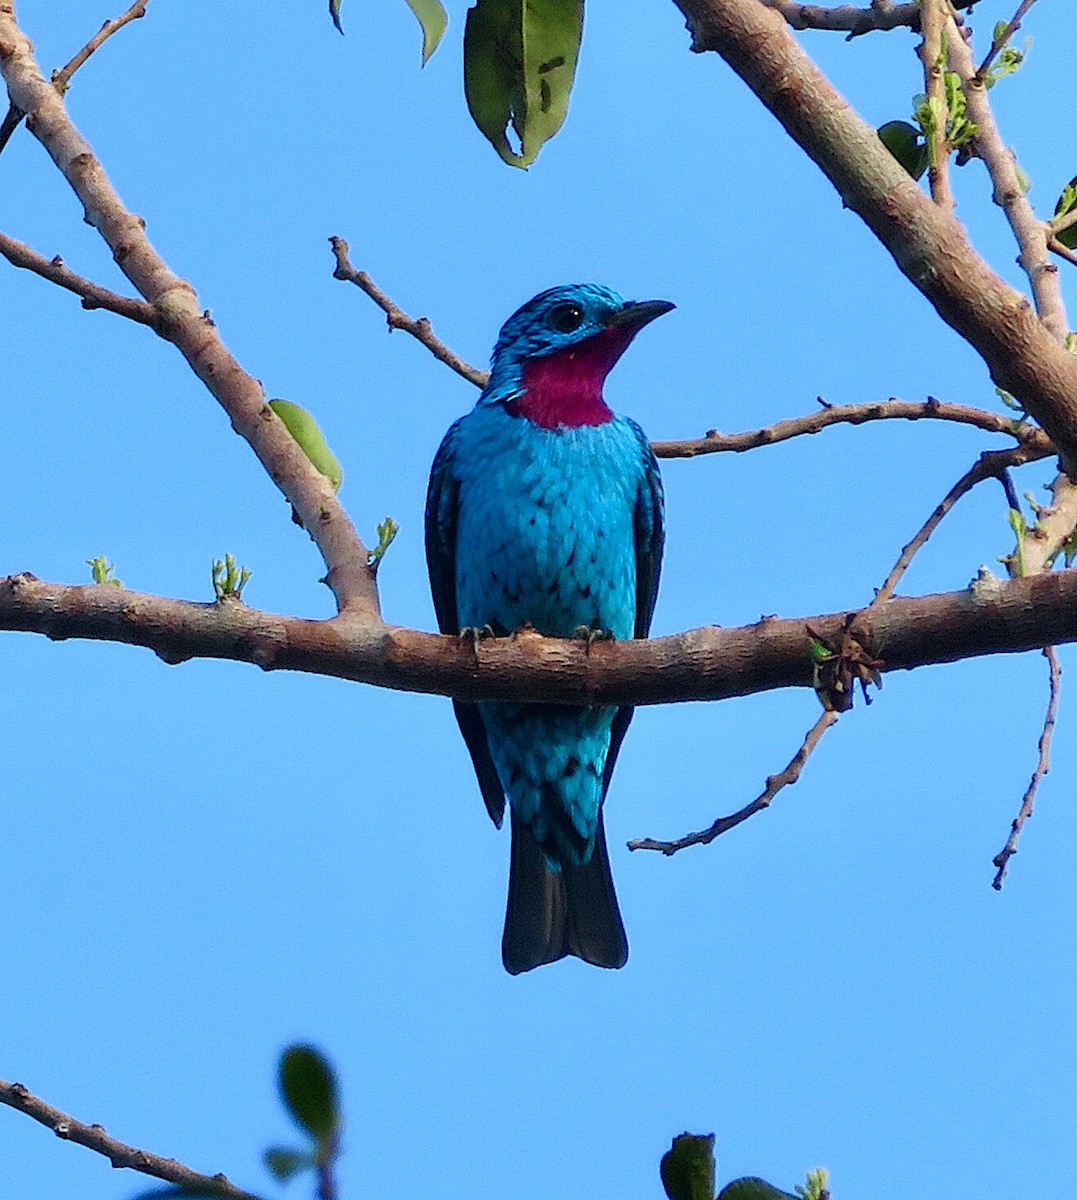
[425,283,671,974]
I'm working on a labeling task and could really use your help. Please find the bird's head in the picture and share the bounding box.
[481,284,674,429]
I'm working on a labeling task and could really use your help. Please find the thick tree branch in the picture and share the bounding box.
[0,1077,265,1200]
[0,228,158,324]
[3,570,1077,706]
[0,5,379,620]
[670,0,1077,476]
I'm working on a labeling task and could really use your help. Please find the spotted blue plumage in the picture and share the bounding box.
[426,284,670,974]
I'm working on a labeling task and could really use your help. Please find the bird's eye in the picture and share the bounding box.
[548,303,585,333]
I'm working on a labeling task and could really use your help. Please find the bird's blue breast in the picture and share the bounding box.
[445,401,650,864]
[451,403,643,640]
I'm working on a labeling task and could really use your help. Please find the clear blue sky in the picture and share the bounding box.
[3,3,1076,1198]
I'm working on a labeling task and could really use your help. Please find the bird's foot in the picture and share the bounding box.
[459,625,496,656]
[574,625,614,654]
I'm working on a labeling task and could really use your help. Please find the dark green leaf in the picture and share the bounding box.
[717,1178,798,1200]
[660,1132,716,1200]
[269,399,344,491]
[265,1146,316,1183]
[464,0,583,169]
[279,1044,340,1144]
[328,0,343,34]
[1053,175,1077,249]
[404,0,448,63]
[877,120,928,181]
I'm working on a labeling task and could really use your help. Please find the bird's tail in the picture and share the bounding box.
[502,808,628,975]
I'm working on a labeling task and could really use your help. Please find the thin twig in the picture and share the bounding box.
[874,447,1031,604]
[651,397,1053,460]
[329,238,489,388]
[627,710,839,854]
[0,0,151,156]
[975,0,1038,83]
[1048,238,1077,269]
[918,0,953,209]
[52,0,152,92]
[1048,207,1077,240]
[0,229,159,325]
[0,1078,266,1200]
[992,645,1062,888]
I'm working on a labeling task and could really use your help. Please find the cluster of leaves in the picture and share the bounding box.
[660,1132,829,1200]
[212,553,252,601]
[328,0,582,168]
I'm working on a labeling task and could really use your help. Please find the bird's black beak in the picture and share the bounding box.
[606,299,676,332]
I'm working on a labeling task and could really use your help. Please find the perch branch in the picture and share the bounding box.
[0,1077,265,1200]
[628,709,839,853]
[991,645,1062,888]
[0,4,379,620]
[918,0,953,209]
[0,229,158,325]
[329,238,488,389]
[3,569,1077,707]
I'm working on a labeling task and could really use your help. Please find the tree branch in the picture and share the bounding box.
[651,397,1054,459]
[669,0,1077,475]
[0,228,158,325]
[330,238,489,388]
[875,447,1030,604]
[944,9,1068,342]
[0,0,151,156]
[3,569,1077,706]
[992,644,1061,888]
[628,709,839,853]
[0,4,379,620]
[0,1077,265,1200]
[760,1,921,36]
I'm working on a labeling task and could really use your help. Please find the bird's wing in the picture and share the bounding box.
[603,426,665,798]
[424,421,507,829]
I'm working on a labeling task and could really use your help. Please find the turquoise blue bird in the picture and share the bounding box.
[425,284,671,974]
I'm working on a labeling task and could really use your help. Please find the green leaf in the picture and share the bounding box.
[269,399,344,491]
[265,1146,316,1183]
[405,0,448,63]
[877,120,928,181]
[1053,176,1077,249]
[717,1178,798,1200]
[463,0,583,169]
[328,0,343,34]
[660,1133,716,1200]
[280,1044,339,1144]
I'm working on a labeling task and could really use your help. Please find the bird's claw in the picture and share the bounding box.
[574,625,614,654]
[459,625,496,655]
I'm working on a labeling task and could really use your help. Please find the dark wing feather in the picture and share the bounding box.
[603,431,665,798]
[425,423,506,828]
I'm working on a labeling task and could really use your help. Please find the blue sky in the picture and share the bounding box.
[3,2,1076,1198]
